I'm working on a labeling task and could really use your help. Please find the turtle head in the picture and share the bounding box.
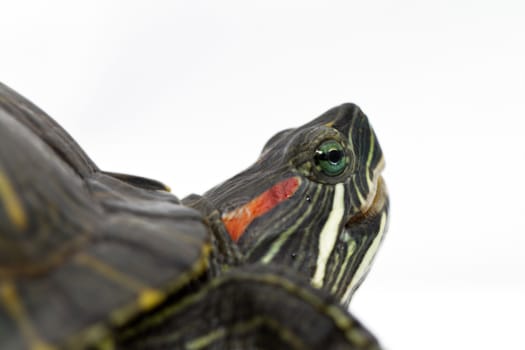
[202,103,388,305]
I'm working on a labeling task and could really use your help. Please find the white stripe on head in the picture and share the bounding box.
[311,183,345,287]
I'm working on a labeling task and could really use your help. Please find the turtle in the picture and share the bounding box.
[0,81,389,350]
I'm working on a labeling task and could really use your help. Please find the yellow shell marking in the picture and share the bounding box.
[138,289,164,310]
[0,281,57,350]
[185,317,304,350]
[0,170,27,231]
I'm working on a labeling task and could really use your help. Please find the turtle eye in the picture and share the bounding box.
[314,140,347,176]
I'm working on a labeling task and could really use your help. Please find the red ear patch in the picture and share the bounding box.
[221,177,300,242]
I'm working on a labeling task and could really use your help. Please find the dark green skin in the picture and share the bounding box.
[0,82,387,350]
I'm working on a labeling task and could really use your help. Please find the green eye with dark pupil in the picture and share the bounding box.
[314,140,347,176]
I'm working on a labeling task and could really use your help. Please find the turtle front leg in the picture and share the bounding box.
[114,264,381,350]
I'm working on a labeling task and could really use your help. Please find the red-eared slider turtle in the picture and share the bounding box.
[0,82,388,350]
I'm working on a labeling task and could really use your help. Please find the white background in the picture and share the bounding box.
[1,1,524,349]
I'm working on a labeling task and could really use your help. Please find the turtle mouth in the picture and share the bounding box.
[346,176,387,227]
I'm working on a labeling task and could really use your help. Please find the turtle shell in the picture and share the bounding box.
[0,83,212,349]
